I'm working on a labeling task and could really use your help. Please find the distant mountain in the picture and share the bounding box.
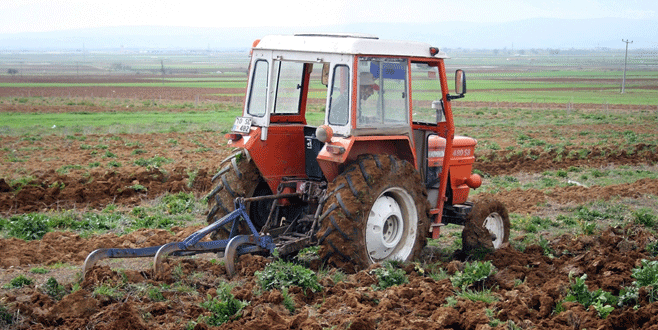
[0,18,654,51]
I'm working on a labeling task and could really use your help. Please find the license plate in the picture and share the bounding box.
[232,117,252,133]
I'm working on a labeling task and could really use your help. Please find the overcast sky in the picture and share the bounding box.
[0,0,656,34]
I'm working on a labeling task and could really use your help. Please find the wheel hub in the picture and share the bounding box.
[483,212,505,248]
[365,188,417,262]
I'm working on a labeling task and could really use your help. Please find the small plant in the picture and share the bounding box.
[562,273,618,318]
[199,283,248,326]
[7,213,50,240]
[458,288,499,303]
[42,277,66,300]
[371,261,408,290]
[3,275,34,289]
[129,184,148,192]
[161,192,196,214]
[632,259,658,302]
[450,261,496,290]
[107,160,122,167]
[255,259,323,293]
[632,208,656,228]
[147,286,165,302]
[30,267,49,274]
[92,284,124,300]
[281,287,296,313]
[646,241,658,257]
[0,302,13,325]
[443,295,458,307]
[617,285,639,308]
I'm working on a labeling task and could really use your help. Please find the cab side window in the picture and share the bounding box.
[411,62,445,124]
[247,60,268,117]
[328,65,350,126]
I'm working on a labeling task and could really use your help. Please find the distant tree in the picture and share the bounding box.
[7,68,18,75]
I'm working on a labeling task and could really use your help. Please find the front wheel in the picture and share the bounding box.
[462,198,510,253]
[317,154,430,272]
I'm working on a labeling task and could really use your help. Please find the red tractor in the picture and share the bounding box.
[84,34,510,276]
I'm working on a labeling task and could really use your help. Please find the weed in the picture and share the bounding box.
[632,208,656,228]
[632,260,658,301]
[538,236,555,258]
[562,273,617,318]
[42,277,66,300]
[129,184,148,192]
[102,150,117,158]
[443,295,458,307]
[255,259,323,292]
[371,261,408,290]
[134,155,172,168]
[56,164,83,174]
[3,275,34,289]
[0,302,13,325]
[161,192,196,214]
[618,285,639,308]
[457,288,499,303]
[7,213,50,240]
[646,241,658,257]
[450,261,496,290]
[296,246,320,266]
[107,160,122,167]
[131,149,147,155]
[281,287,296,313]
[147,286,165,302]
[93,284,124,300]
[30,267,49,274]
[429,267,450,282]
[199,283,248,326]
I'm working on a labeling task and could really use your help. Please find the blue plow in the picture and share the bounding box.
[83,201,275,279]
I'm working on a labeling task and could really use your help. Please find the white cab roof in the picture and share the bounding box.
[254,34,449,59]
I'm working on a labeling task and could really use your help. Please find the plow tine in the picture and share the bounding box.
[154,242,183,275]
[83,246,163,278]
[225,235,254,277]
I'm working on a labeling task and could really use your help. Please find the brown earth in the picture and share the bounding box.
[1,75,658,329]
[2,225,657,329]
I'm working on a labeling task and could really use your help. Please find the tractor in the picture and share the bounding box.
[84,33,510,277]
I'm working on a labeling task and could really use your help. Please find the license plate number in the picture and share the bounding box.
[232,117,252,133]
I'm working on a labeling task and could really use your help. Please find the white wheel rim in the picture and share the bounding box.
[483,212,505,249]
[366,187,418,262]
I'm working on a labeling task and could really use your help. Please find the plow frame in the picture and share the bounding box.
[83,200,275,279]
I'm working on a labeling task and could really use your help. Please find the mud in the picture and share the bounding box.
[1,226,657,329]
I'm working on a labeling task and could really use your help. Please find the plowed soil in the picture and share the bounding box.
[1,76,657,329]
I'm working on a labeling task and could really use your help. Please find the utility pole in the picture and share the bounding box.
[621,39,633,94]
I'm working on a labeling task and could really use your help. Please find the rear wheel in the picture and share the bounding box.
[317,154,430,272]
[206,150,270,238]
[462,198,510,253]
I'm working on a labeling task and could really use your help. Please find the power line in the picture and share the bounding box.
[621,39,633,94]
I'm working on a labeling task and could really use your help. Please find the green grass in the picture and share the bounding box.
[0,109,242,135]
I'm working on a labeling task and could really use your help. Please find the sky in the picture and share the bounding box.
[0,0,656,34]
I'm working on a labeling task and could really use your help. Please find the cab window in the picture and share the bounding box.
[273,61,304,114]
[328,65,350,125]
[411,62,445,124]
[356,57,408,127]
[247,60,268,117]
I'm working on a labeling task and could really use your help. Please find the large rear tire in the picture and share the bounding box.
[206,150,270,238]
[317,154,430,272]
[462,198,510,253]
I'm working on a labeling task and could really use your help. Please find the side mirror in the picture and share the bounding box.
[454,69,466,95]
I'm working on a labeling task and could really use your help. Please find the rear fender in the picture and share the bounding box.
[317,136,415,182]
